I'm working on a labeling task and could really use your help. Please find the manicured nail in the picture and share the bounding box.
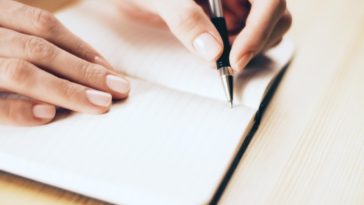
[106,75,130,94]
[193,33,222,61]
[33,104,56,120]
[94,56,114,70]
[86,90,112,107]
[233,53,254,71]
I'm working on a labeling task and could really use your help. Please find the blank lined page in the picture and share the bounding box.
[0,79,256,204]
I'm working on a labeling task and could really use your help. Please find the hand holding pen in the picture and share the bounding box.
[118,0,291,107]
[119,0,292,72]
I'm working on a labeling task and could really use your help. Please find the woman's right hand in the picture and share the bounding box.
[118,0,291,71]
[0,1,130,126]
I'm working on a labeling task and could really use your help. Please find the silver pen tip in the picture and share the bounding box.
[220,67,234,109]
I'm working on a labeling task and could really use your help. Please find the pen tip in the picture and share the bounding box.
[229,101,233,109]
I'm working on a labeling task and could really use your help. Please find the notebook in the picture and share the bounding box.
[0,1,294,204]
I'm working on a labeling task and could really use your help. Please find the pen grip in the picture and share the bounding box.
[211,17,231,69]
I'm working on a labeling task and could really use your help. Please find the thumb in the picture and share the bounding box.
[153,0,223,61]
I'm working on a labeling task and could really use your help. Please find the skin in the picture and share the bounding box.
[0,0,291,126]
[0,0,130,126]
[117,0,292,69]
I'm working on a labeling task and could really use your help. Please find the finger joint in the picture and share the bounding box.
[0,59,33,87]
[32,9,59,35]
[171,5,205,34]
[78,63,106,85]
[24,37,57,62]
[59,80,84,102]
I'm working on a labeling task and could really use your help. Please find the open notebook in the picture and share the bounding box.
[0,1,294,205]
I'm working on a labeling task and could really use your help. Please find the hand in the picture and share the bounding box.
[216,0,292,71]
[118,0,291,71]
[0,1,130,126]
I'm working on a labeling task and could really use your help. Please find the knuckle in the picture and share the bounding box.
[78,63,105,83]
[59,80,83,102]
[33,9,59,35]
[172,5,204,32]
[0,59,31,85]
[24,37,56,61]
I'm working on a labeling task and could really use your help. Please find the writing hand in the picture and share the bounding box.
[119,0,291,71]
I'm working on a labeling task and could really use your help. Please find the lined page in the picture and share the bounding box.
[0,79,255,204]
[56,1,294,108]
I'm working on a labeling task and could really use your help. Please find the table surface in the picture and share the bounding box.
[1,0,364,204]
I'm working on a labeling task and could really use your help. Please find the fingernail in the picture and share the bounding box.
[33,104,56,120]
[233,53,254,71]
[106,75,130,94]
[86,90,112,107]
[193,33,222,61]
[94,56,113,70]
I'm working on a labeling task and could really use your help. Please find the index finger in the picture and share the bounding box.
[0,1,111,69]
[229,0,287,71]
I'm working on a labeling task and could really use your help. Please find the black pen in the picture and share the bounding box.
[208,0,234,108]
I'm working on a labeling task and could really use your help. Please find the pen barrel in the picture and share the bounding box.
[211,17,231,69]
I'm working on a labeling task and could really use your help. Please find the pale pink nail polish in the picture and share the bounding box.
[106,75,130,94]
[86,90,112,107]
[193,33,222,61]
[33,104,56,119]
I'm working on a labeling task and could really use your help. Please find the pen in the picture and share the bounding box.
[208,0,234,108]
